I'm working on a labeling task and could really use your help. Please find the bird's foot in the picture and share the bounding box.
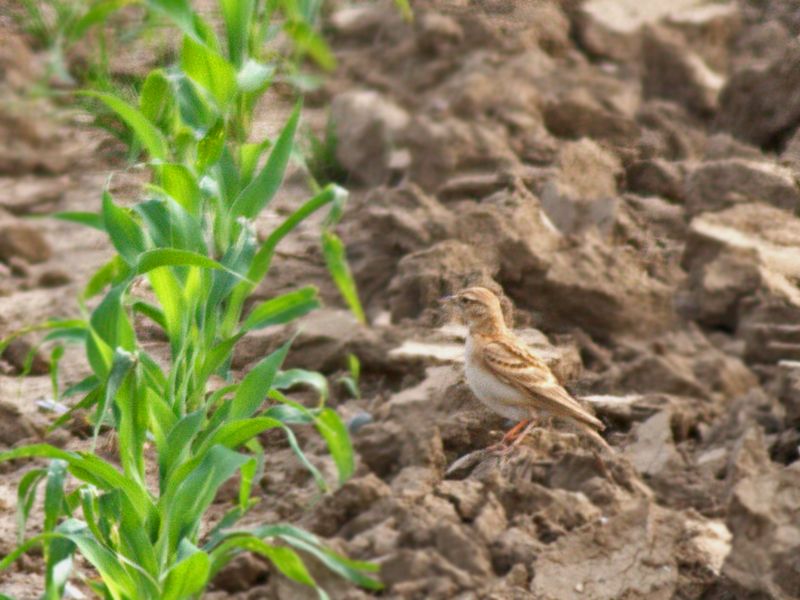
[509,419,539,449]
[500,419,532,445]
[487,419,539,456]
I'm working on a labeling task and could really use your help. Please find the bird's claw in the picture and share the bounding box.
[487,419,541,456]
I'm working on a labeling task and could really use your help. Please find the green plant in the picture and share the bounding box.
[14,0,136,85]
[393,0,412,20]
[304,119,349,188]
[337,353,361,400]
[0,0,375,597]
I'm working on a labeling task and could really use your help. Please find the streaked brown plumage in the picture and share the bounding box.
[443,286,608,451]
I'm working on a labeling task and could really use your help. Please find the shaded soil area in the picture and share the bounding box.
[3,0,800,598]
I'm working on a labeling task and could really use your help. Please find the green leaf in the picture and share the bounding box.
[181,35,237,109]
[197,417,282,455]
[102,192,147,265]
[197,333,243,384]
[136,197,206,254]
[52,211,105,231]
[145,0,197,39]
[238,138,271,186]
[82,255,128,301]
[146,386,177,450]
[147,264,185,342]
[316,408,354,484]
[222,185,341,334]
[91,348,134,445]
[71,0,132,40]
[250,185,342,281]
[132,301,167,331]
[209,534,316,588]
[90,284,135,352]
[239,523,382,590]
[228,340,291,419]
[278,533,382,591]
[283,21,336,70]
[62,375,99,399]
[115,362,148,484]
[42,460,72,598]
[238,455,261,510]
[49,344,64,400]
[263,403,312,425]
[42,326,86,346]
[17,468,46,543]
[321,230,365,323]
[220,0,254,67]
[196,121,225,171]
[48,385,101,433]
[91,283,135,350]
[164,445,249,554]
[155,164,201,215]
[140,69,172,123]
[135,248,225,274]
[82,91,168,160]
[237,60,273,93]
[158,410,204,485]
[161,545,210,600]
[58,519,158,598]
[43,459,68,533]
[263,402,327,491]
[273,369,328,403]
[393,0,413,20]
[0,445,153,522]
[241,286,320,332]
[265,392,351,485]
[231,102,301,219]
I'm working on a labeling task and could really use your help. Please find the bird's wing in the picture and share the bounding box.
[481,337,604,431]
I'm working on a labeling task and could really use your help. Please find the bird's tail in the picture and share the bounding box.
[581,423,614,454]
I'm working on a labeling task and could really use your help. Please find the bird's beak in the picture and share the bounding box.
[439,295,456,304]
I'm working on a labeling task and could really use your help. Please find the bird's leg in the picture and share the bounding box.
[510,419,539,449]
[486,419,531,453]
[501,418,532,445]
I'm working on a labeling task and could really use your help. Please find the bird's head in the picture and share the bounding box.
[441,286,507,334]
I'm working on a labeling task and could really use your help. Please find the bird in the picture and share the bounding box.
[441,286,610,453]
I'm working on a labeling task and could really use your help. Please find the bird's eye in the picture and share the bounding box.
[459,297,470,305]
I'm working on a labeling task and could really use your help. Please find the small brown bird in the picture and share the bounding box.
[442,286,609,452]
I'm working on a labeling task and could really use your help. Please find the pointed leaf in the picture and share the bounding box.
[228,340,291,419]
[181,35,237,109]
[315,408,354,484]
[165,445,249,554]
[52,211,105,231]
[135,248,225,274]
[82,92,168,160]
[231,102,301,219]
[161,546,210,600]
[102,192,147,265]
[209,534,316,587]
[220,0,254,67]
[241,287,320,332]
[321,230,365,324]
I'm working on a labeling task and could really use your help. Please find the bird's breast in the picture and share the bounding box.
[464,338,529,420]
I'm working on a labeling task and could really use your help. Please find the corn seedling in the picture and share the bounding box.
[304,119,348,188]
[0,0,375,597]
[13,0,138,85]
[337,353,361,400]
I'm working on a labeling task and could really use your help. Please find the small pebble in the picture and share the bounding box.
[38,269,71,288]
[348,411,373,433]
